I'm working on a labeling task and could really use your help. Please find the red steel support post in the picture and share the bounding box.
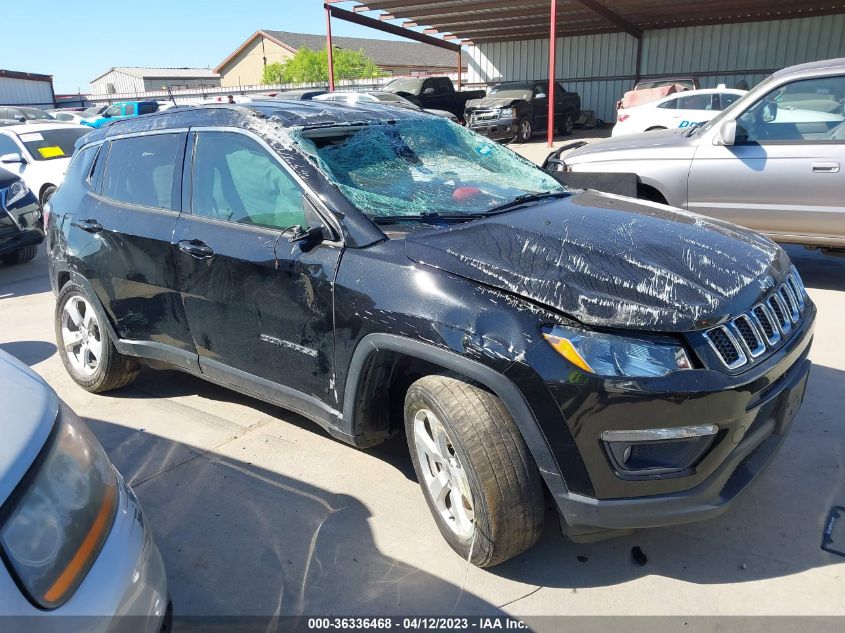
[548,0,557,147]
[326,5,335,91]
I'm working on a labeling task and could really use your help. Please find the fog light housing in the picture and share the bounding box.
[601,425,718,477]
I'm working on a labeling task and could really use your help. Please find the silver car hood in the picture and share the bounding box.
[565,128,699,163]
[0,351,58,507]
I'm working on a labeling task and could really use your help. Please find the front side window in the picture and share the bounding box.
[18,127,90,161]
[124,103,137,116]
[736,75,845,142]
[191,132,307,231]
[0,134,21,156]
[295,117,567,219]
[104,105,122,117]
[102,134,181,209]
[138,102,157,115]
[718,93,741,109]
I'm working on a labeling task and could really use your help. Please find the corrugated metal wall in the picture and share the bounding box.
[0,77,54,107]
[467,14,845,122]
[91,72,145,96]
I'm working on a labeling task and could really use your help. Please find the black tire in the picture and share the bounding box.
[405,374,544,567]
[40,185,57,208]
[1,245,37,266]
[514,116,533,143]
[558,112,575,136]
[55,282,139,392]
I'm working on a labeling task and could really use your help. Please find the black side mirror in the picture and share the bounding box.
[289,225,329,249]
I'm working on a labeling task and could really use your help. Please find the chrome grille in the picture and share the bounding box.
[704,268,808,370]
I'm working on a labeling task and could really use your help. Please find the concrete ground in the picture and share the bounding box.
[508,126,613,165]
[2,240,844,621]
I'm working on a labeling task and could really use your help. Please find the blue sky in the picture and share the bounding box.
[2,1,402,93]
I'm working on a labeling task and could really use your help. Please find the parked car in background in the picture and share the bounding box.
[314,90,458,121]
[81,101,159,129]
[632,76,701,92]
[259,88,328,101]
[0,107,55,123]
[465,80,581,142]
[0,123,91,208]
[616,76,702,112]
[49,110,89,125]
[0,171,42,265]
[383,76,485,121]
[0,350,169,631]
[49,101,813,567]
[613,87,746,136]
[548,57,845,249]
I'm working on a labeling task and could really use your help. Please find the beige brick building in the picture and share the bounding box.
[215,30,466,88]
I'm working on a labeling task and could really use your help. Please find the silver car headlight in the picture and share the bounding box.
[543,325,693,377]
[0,405,117,609]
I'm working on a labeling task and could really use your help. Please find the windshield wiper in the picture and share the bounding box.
[371,211,487,225]
[485,191,570,215]
[684,121,706,137]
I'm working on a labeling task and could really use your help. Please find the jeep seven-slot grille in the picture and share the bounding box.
[703,269,808,370]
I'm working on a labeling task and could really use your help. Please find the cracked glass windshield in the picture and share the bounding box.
[294,117,567,219]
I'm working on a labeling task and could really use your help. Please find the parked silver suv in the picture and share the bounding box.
[553,58,845,249]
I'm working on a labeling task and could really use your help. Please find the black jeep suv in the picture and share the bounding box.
[47,102,814,567]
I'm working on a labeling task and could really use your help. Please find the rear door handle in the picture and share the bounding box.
[177,239,214,259]
[812,162,840,173]
[70,218,103,233]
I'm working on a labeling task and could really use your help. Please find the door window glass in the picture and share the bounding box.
[736,75,845,142]
[718,93,741,109]
[657,98,678,110]
[191,132,307,230]
[104,105,122,117]
[102,134,181,209]
[676,94,715,110]
[138,102,157,115]
[124,103,136,116]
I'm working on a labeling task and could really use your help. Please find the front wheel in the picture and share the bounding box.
[405,374,544,567]
[1,245,37,266]
[514,117,533,143]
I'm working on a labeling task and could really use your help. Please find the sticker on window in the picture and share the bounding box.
[20,133,43,142]
[38,146,65,159]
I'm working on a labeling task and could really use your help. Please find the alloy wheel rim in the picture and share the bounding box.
[521,120,531,138]
[413,408,475,539]
[61,296,102,376]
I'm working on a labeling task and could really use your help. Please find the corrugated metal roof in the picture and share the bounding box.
[261,30,465,67]
[92,67,219,82]
[359,0,845,43]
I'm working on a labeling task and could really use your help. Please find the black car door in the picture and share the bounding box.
[173,129,342,412]
[64,132,197,365]
[532,83,548,131]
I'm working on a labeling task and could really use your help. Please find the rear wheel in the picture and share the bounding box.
[557,112,575,136]
[1,245,37,266]
[405,374,544,567]
[515,117,533,143]
[55,282,139,392]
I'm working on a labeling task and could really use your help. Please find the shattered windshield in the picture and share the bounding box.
[293,118,567,219]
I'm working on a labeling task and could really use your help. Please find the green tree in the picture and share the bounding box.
[261,47,382,84]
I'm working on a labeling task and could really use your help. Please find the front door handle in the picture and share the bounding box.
[70,218,103,233]
[177,239,214,259]
[812,162,840,173]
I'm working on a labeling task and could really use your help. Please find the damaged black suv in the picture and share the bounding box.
[47,103,815,567]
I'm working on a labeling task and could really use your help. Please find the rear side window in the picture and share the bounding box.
[124,103,137,116]
[102,134,181,210]
[191,132,307,230]
[63,144,100,189]
[138,102,157,115]
[675,94,716,110]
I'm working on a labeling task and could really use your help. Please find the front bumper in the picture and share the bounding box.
[467,118,517,141]
[2,474,168,632]
[532,302,815,539]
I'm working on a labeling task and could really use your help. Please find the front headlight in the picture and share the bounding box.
[0,405,117,609]
[543,325,692,377]
[4,181,29,207]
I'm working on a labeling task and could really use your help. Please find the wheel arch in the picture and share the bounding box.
[342,333,570,498]
[38,183,56,206]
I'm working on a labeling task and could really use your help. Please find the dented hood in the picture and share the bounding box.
[404,191,789,332]
[466,96,525,110]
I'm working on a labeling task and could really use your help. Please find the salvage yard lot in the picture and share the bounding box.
[2,242,844,621]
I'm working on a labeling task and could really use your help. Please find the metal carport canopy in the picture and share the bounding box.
[354,0,844,43]
[327,0,845,145]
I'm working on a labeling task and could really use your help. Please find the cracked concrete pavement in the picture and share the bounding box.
[1,237,843,620]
